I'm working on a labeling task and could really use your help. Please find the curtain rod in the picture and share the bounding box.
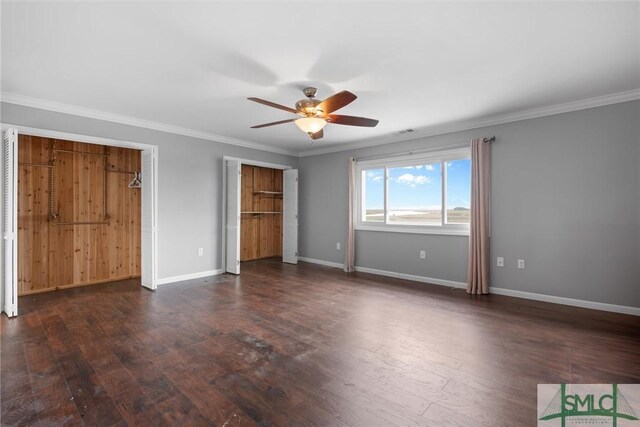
[355,136,496,162]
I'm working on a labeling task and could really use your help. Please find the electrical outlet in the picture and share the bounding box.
[518,259,525,270]
[198,248,204,257]
[336,242,341,250]
[419,250,426,260]
[497,257,504,267]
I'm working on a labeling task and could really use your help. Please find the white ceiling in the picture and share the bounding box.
[2,1,639,156]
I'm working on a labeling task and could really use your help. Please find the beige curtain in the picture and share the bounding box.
[344,157,356,272]
[467,139,491,294]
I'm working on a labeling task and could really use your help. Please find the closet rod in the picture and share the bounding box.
[108,169,138,175]
[51,221,110,226]
[19,163,53,168]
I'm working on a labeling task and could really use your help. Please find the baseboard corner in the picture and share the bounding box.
[156,269,224,286]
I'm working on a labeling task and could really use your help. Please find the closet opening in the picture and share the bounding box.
[240,165,283,262]
[223,157,298,275]
[18,135,142,295]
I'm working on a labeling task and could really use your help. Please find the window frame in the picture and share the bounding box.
[355,147,471,236]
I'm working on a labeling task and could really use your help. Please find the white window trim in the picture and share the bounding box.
[355,147,471,236]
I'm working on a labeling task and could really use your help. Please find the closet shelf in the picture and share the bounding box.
[253,191,283,195]
[241,211,282,214]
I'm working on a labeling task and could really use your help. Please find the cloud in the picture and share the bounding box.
[425,164,435,171]
[396,173,432,188]
[366,170,384,183]
[396,173,415,183]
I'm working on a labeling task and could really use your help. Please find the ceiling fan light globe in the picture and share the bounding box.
[295,117,327,134]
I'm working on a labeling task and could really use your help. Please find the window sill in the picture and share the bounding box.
[355,225,470,236]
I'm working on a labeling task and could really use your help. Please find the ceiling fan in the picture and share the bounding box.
[248,87,379,141]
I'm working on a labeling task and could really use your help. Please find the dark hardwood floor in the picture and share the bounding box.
[1,259,639,426]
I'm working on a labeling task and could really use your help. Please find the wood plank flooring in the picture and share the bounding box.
[1,259,639,426]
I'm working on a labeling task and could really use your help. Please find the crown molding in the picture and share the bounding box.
[3,89,638,159]
[297,88,640,157]
[0,92,298,157]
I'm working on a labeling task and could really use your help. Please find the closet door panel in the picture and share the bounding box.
[225,160,241,274]
[2,128,18,316]
[141,147,157,289]
[282,169,298,264]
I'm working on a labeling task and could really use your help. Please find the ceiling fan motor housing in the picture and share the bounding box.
[303,87,317,98]
[295,97,322,117]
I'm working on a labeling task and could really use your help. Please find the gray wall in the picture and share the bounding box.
[299,100,640,307]
[1,103,298,280]
[3,100,638,307]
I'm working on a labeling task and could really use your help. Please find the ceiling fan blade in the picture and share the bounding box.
[310,129,324,140]
[317,91,357,114]
[250,119,295,129]
[327,114,379,127]
[248,97,298,114]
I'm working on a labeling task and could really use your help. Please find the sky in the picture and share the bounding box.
[364,159,471,210]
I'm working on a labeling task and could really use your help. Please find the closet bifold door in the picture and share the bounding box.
[141,148,157,290]
[2,129,18,317]
[282,169,298,264]
[226,160,241,274]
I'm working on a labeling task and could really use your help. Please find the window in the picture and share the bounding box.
[357,147,471,235]
[362,168,384,222]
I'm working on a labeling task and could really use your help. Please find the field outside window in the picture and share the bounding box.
[357,148,471,234]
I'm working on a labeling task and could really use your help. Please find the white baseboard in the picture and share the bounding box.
[156,269,224,286]
[298,257,639,316]
[298,257,345,269]
[353,266,468,290]
[489,287,640,316]
[298,257,466,289]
